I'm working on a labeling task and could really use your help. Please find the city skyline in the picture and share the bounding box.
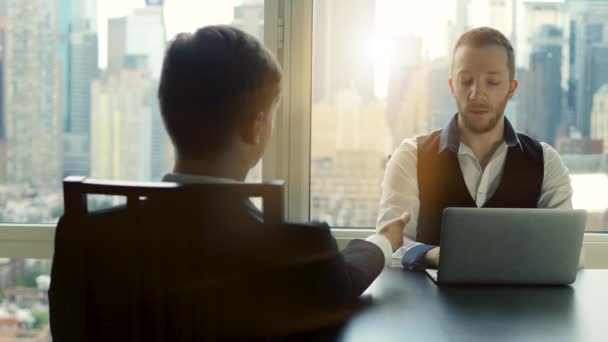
[0,0,606,230]
[97,0,252,68]
[95,0,563,91]
[309,0,608,230]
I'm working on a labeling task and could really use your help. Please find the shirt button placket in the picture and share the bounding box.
[478,171,489,207]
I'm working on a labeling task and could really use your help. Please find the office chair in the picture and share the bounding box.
[49,176,300,341]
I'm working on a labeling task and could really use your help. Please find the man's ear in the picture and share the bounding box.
[240,111,265,145]
[448,78,455,96]
[508,79,519,100]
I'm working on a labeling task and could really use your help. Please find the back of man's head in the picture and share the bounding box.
[158,25,282,159]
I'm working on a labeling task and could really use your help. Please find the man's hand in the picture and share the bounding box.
[424,247,440,267]
[379,212,410,252]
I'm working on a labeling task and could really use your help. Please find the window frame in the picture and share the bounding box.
[1,0,608,269]
[1,224,608,268]
[268,0,608,267]
[263,0,312,222]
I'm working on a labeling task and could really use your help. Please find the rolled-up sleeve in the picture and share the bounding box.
[365,234,394,267]
[376,138,431,267]
[538,143,573,209]
[538,143,584,267]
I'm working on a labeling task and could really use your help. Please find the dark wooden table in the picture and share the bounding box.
[339,268,608,341]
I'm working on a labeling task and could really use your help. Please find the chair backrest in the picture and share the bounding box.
[50,176,286,341]
[62,176,285,225]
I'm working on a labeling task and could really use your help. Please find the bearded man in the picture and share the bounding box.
[376,27,574,269]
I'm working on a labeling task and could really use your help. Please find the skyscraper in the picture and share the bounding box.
[520,25,564,145]
[0,14,7,183]
[447,0,472,54]
[427,59,454,131]
[456,0,471,34]
[391,57,453,145]
[310,94,389,227]
[61,0,99,177]
[232,0,264,40]
[567,19,577,125]
[386,35,423,147]
[468,0,515,39]
[520,1,564,69]
[90,69,158,182]
[591,84,608,149]
[490,0,515,38]
[92,3,169,181]
[312,0,376,104]
[4,0,62,188]
[568,0,608,137]
[107,6,166,79]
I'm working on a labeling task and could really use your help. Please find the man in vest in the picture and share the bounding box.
[376,27,575,268]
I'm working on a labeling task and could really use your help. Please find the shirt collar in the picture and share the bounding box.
[162,173,262,222]
[438,113,522,154]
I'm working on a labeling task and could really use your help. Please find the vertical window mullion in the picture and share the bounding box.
[263,0,313,222]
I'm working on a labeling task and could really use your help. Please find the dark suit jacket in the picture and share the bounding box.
[49,193,384,341]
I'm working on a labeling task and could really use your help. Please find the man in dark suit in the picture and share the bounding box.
[155,25,409,337]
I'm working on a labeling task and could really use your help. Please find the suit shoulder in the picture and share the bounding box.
[282,220,332,237]
[280,221,336,250]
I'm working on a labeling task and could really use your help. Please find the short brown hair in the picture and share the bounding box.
[158,25,282,158]
[452,27,515,80]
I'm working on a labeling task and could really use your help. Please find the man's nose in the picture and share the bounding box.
[469,82,487,102]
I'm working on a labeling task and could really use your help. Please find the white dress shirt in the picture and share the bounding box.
[163,173,395,267]
[376,133,574,268]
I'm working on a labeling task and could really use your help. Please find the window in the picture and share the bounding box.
[0,0,265,224]
[0,259,51,340]
[310,0,608,232]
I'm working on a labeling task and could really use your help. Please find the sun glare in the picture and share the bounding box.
[372,36,392,99]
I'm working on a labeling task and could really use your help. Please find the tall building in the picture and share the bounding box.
[4,0,62,188]
[0,15,7,183]
[567,19,577,125]
[490,0,515,38]
[568,0,608,137]
[310,94,389,227]
[60,0,99,177]
[447,0,472,54]
[386,35,423,147]
[391,66,431,144]
[392,58,453,145]
[591,84,608,149]
[107,6,166,79]
[449,0,516,62]
[90,69,158,182]
[519,25,564,145]
[312,88,389,159]
[312,0,376,103]
[92,3,169,182]
[520,1,564,69]
[515,66,529,130]
[232,0,263,40]
[456,0,471,34]
[468,0,515,39]
[427,59,455,131]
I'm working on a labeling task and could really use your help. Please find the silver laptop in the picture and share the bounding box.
[425,208,586,285]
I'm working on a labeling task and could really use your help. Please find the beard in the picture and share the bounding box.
[458,93,510,134]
